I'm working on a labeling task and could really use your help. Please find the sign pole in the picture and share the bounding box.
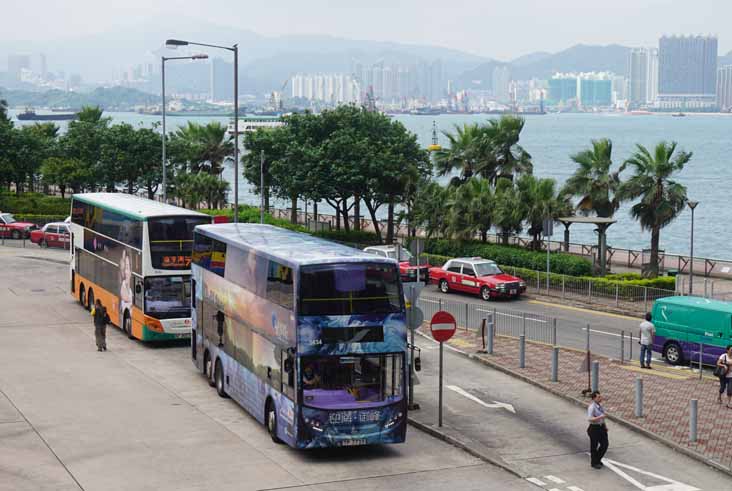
[408,286,416,410]
[438,340,444,427]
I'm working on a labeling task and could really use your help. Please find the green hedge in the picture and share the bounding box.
[0,192,70,215]
[312,229,382,246]
[424,238,592,277]
[199,206,307,232]
[13,214,67,225]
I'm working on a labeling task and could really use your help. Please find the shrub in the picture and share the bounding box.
[312,229,382,247]
[13,214,67,226]
[424,238,593,276]
[199,206,307,232]
[0,192,71,215]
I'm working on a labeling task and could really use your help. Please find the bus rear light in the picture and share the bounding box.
[144,316,165,333]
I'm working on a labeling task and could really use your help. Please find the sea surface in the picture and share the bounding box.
[9,109,732,259]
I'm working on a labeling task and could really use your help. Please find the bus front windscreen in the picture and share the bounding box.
[144,276,191,319]
[299,263,402,316]
[148,216,211,270]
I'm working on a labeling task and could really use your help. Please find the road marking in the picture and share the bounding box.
[525,477,546,486]
[528,300,639,321]
[477,309,548,324]
[545,475,565,484]
[548,488,561,491]
[420,298,440,304]
[603,458,699,491]
[582,326,625,338]
[567,487,585,491]
[446,385,516,414]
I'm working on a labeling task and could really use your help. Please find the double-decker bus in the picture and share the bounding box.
[69,193,211,341]
[191,223,408,448]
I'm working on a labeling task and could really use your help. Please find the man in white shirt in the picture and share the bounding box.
[639,312,655,369]
[587,391,608,469]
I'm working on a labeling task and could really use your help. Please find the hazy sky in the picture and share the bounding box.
[2,0,729,60]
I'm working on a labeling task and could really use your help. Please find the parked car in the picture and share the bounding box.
[0,212,38,239]
[429,257,526,301]
[363,245,431,283]
[30,222,71,249]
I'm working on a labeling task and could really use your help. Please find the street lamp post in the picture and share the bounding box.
[688,200,699,295]
[161,54,208,203]
[166,39,239,223]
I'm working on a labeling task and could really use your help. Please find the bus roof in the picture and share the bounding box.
[195,223,397,267]
[655,295,732,314]
[72,193,210,220]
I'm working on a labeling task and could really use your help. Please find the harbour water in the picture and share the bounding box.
[10,109,732,259]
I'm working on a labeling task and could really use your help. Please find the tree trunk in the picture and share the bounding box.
[501,229,509,245]
[481,229,487,242]
[364,199,383,243]
[313,201,318,226]
[59,185,66,199]
[646,226,661,278]
[128,180,134,194]
[386,199,395,244]
[353,194,361,231]
[341,199,350,233]
[290,194,298,224]
[264,187,270,213]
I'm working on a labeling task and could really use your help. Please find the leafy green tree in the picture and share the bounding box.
[619,142,692,278]
[0,98,8,123]
[242,126,283,213]
[173,172,229,210]
[77,106,109,125]
[493,179,525,244]
[99,123,161,194]
[412,181,451,239]
[59,107,111,191]
[40,157,90,197]
[562,139,624,218]
[517,175,570,249]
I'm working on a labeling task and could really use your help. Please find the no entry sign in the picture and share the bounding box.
[430,311,457,343]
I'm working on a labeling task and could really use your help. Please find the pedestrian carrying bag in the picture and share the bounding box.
[714,354,729,378]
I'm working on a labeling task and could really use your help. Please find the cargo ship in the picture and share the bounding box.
[16,108,77,121]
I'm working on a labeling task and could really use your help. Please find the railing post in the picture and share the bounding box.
[591,360,599,392]
[699,342,704,380]
[561,275,565,300]
[635,377,643,417]
[551,347,559,382]
[522,312,526,337]
[439,298,442,311]
[488,316,495,355]
[519,335,526,368]
[690,399,698,443]
[588,281,592,302]
[536,271,540,293]
[630,332,634,360]
[704,279,709,298]
[615,284,619,307]
[465,302,469,331]
[620,330,625,364]
[552,318,557,346]
[643,288,648,313]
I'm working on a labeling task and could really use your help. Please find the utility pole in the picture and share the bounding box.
[260,150,265,224]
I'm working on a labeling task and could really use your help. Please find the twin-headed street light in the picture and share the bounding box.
[688,200,699,296]
[160,53,208,202]
[166,39,240,223]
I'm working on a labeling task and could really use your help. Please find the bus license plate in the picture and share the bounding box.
[175,333,188,339]
[340,439,367,447]
[510,289,517,295]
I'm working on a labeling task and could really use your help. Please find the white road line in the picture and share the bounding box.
[582,327,625,338]
[446,385,516,414]
[477,309,548,324]
[548,488,561,491]
[603,458,700,491]
[525,477,546,486]
[567,487,585,491]
[420,298,440,304]
[544,475,565,484]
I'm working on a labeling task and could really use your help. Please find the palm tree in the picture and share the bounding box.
[493,179,525,245]
[433,123,483,186]
[76,106,106,124]
[518,175,571,250]
[467,178,494,242]
[619,142,692,278]
[171,122,233,175]
[483,115,533,183]
[562,139,623,218]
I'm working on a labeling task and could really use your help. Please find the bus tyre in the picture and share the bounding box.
[214,359,228,398]
[664,342,684,365]
[204,351,215,387]
[87,290,94,311]
[123,311,134,339]
[480,286,491,301]
[439,279,449,294]
[266,401,282,444]
[79,284,86,308]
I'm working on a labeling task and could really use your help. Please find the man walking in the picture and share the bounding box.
[587,391,608,469]
[639,312,655,369]
[92,299,109,352]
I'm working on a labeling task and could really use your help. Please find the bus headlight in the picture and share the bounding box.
[384,412,403,429]
[304,417,324,433]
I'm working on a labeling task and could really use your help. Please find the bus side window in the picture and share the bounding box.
[133,277,144,310]
[281,349,295,400]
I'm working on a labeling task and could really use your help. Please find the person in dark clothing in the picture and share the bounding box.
[93,299,109,352]
[587,391,609,469]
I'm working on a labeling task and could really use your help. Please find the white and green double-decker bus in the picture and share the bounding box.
[69,193,211,341]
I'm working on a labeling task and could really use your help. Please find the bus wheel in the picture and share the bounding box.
[79,284,86,308]
[123,311,134,339]
[214,359,228,398]
[204,351,215,387]
[266,401,282,444]
[439,279,449,293]
[664,342,684,365]
[87,289,94,311]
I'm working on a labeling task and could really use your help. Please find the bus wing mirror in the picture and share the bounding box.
[414,356,421,372]
[135,284,142,294]
[284,358,294,373]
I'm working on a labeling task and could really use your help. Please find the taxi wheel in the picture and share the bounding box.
[11,230,20,240]
[480,286,491,301]
[439,279,449,293]
[39,239,47,248]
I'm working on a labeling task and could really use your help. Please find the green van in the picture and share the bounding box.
[651,296,732,365]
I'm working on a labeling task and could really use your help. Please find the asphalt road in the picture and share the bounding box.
[0,247,535,491]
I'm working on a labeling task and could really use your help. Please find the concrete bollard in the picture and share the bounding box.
[690,399,698,443]
[488,318,495,355]
[551,347,559,382]
[591,360,600,392]
[635,377,643,417]
[519,335,526,368]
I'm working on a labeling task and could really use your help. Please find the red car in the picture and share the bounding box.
[429,257,526,301]
[30,222,71,248]
[363,245,431,283]
[0,212,38,239]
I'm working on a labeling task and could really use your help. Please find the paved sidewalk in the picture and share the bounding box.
[416,324,732,475]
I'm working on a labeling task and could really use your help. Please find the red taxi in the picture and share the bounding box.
[429,257,526,301]
[0,212,38,239]
[30,222,71,248]
[363,245,431,283]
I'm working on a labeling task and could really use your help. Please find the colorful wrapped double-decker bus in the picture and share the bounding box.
[69,193,211,341]
[191,223,408,448]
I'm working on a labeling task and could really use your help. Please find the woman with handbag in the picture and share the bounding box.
[716,345,732,406]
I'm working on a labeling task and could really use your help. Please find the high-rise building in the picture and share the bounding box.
[492,65,511,102]
[658,35,717,110]
[578,73,612,107]
[628,48,658,107]
[718,66,732,112]
[7,54,30,81]
[548,74,578,104]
